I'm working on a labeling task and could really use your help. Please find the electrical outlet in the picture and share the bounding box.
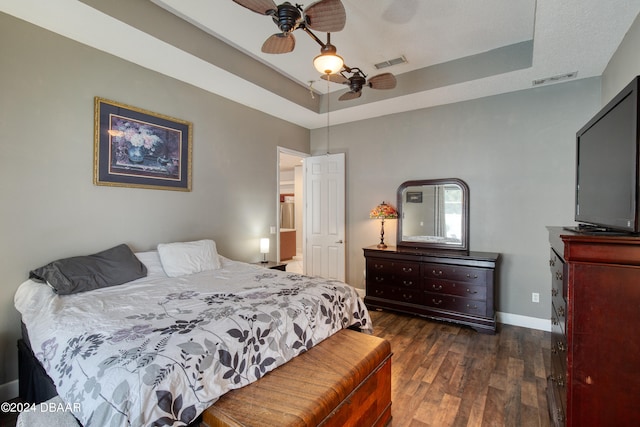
[532,292,540,303]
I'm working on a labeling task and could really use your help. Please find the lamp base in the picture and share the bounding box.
[377,219,388,249]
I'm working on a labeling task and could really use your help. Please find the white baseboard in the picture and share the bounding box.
[0,379,18,403]
[497,311,551,332]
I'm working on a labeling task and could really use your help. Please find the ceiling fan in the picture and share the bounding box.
[232,0,346,54]
[322,67,397,101]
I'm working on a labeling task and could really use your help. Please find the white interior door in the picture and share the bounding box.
[303,153,346,281]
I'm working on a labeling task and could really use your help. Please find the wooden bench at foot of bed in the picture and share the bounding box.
[202,328,392,427]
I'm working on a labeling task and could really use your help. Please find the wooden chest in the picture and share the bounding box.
[202,328,392,427]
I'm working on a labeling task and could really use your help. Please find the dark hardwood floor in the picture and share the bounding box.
[370,310,551,427]
[1,311,551,427]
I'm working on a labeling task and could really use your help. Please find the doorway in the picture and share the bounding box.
[277,147,308,273]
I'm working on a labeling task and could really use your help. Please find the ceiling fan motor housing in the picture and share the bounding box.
[273,2,302,33]
[349,73,366,92]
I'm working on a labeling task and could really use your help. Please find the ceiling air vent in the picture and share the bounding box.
[533,71,578,86]
[374,55,407,70]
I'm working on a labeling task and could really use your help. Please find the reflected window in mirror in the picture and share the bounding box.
[397,178,469,251]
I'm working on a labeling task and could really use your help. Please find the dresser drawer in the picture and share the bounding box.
[422,263,489,284]
[394,261,420,278]
[549,340,567,419]
[549,248,567,301]
[551,300,566,336]
[367,258,394,274]
[367,259,419,278]
[550,321,567,374]
[389,287,422,305]
[423,279,487,301]
[423,291,487,315]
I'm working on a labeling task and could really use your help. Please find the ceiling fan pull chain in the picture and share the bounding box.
[326,77,331,154]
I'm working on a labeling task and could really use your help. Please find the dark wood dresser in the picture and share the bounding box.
[363,245,500,334]
[547,227,640,426]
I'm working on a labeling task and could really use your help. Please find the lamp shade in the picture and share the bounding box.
[313,43,344,75]
[314,54,344,75]
[369,202,398,219]
[260,238,270,254]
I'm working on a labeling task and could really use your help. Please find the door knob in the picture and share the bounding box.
[335,240,344,244]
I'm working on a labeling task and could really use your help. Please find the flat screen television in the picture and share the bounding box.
[574,75,640,234]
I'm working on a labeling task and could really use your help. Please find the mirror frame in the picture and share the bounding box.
[396,178,470,252]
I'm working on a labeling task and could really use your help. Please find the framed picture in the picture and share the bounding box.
[406,191,423,203]
[94,97,192,191]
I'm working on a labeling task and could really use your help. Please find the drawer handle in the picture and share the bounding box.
[552,317,558,325]
[402,293,413,301]
[402,280,414,286]
[557,306,565,317]
[550,375,564,387]
[402,267,413,273]
[431,298,443,305]
[555,271,563,281]
[374,264,384,270]
[431,269,443,276]
[557,341,566,352]
[432,284,443,291]
[551,288,558,297]
[374,289,384,295]
[375,277,385,283]
[466,304,478,310]
[465,273,478,279]
[465,288,478,294]
[555,410,564,423]
[549,258,556,267]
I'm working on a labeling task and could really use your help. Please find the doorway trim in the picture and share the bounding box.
[277,147,309,263]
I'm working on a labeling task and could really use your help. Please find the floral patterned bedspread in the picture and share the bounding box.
[14,257,372,426]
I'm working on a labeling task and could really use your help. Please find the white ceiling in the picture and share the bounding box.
[2,0,640,129]
[153,0,536,91]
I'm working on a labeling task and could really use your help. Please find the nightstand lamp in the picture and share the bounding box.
[260,238,270,263]
[370,201,398,249]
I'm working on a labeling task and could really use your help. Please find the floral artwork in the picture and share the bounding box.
[94,98,192,191]
[109,117,181,177]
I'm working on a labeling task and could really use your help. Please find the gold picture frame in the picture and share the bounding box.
[94,97,192,191]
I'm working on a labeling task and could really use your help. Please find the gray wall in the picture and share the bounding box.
[602,12,640,104]
[0,13,309,387]
[311,78,602,322]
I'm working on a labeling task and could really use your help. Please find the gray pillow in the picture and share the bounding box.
[29,244,147,295]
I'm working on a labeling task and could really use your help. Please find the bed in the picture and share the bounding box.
[14,241,373,426]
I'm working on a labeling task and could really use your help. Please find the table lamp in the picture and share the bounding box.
[370,201,398,249]
[260,238,270,263]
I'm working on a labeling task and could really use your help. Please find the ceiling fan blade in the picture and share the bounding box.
[304,0,346,32]
[368,73,397,90]
[338,91,362,101]
[320,73,348,84]
[261,33,295,54]
[232,0,277,15]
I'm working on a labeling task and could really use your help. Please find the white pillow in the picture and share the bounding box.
[157,240,221,277]
[134,251,167,277]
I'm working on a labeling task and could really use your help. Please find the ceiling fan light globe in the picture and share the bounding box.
[314,53,344,75]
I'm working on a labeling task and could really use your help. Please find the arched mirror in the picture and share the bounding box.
[397,178,469,251]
